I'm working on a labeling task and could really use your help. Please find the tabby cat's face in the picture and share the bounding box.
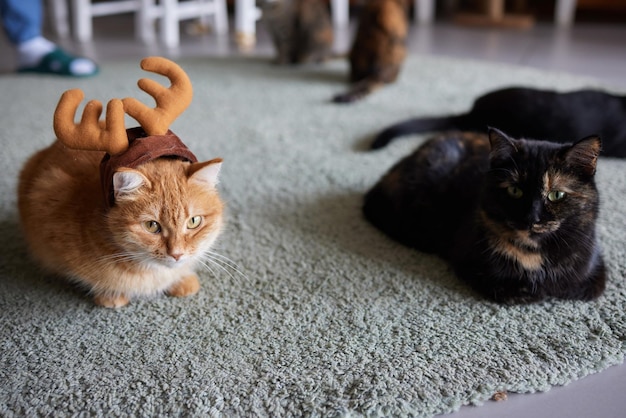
[106,158,224,268]
[480,129,600,244]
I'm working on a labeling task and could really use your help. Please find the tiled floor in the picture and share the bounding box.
[2,10,625,418]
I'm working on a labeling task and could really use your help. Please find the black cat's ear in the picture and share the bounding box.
[563,135,602,177]
[488,127,518,161]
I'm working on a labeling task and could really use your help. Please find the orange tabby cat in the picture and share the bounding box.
[18,141,224,308]
[17,57,225,308]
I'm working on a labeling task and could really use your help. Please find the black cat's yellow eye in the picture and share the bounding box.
[548,190,566,202]
[143,220,161,234]
[507,186,524,199]
[187,216,202,229]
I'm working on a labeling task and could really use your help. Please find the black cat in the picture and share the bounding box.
[370,87,626,158]
[363,128,606,303]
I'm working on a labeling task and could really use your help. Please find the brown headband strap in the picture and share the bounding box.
[100,126,198,209]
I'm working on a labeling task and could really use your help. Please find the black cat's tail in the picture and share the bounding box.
[332,79,383,104]
[371,114,473,149]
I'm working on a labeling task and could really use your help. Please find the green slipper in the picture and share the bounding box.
[18,48,99,77]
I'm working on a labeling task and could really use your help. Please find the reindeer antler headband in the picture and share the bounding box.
[53,57,199,208]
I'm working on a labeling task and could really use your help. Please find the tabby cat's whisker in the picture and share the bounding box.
[199,251,250,284]
[198,259,219,279]
[204,249,242,271]
[96,252,145,264]
[198,259,240,284]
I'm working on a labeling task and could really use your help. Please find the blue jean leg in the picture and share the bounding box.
[0,0,42,45]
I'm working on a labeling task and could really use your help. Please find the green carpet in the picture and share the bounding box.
[1,54,625,417]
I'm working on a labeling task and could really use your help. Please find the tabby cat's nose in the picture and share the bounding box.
[170,253,183,261]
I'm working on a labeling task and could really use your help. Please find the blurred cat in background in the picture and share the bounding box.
[333,0,408,103]
[260,0,334,64]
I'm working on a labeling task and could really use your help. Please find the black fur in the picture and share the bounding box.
[363,129,606,303]
[371,87,626,158]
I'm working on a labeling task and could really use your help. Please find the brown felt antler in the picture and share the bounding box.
[53,57,192,155]
[53,89,129,155]
[122,56,193,136]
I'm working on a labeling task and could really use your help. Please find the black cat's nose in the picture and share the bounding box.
[527,215,541,227]
[527,200,543,226]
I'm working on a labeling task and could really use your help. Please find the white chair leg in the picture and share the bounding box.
[72,0,93,42]
[235,0,257,35]
[555,0,577,26]
[415,0,435,24]
[48,0,70,38]
[214,0,229,34]
[161,0,180,48]
[235,0,260,46]
[137,0,158,43]
[330,0,349,28]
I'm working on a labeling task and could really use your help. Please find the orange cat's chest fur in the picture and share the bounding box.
[18,140,224,308]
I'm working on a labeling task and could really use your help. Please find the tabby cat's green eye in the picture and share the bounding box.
[507,186,524,199]
[143,220,161,234]
[548,190,566,202]
[187,216,202,229]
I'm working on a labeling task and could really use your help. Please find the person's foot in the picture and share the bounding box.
[17,37,98,77]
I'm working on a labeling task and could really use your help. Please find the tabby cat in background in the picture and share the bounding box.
[333,0,408,103]
[18,58,225,308]
[364,128,606,303]
[371,86,626,157]
[260,0,334,64]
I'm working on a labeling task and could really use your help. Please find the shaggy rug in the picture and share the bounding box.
[1,54,625,417]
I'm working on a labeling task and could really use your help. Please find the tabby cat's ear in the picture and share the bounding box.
[563,135,602,177]
[188,158,223,188]
[113,168,150,200]
[488,127,518,161]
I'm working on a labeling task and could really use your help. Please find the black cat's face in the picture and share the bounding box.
[480,129,601,245]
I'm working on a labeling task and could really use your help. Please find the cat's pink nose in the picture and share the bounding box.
[170,253,183,261]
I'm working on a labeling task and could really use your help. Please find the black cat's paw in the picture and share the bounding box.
[332,91,360,104]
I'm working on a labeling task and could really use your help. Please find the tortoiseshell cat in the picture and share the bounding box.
[371,87,626,157]
[260,0,334,64]
[332,0,408,103]
[363,128,606,303]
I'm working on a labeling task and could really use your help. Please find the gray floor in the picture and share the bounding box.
[1,14,626,90]
[2,11,626,418]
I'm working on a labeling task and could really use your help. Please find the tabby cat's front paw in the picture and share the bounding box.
[167,274,200,298]
[94,293,130,308]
